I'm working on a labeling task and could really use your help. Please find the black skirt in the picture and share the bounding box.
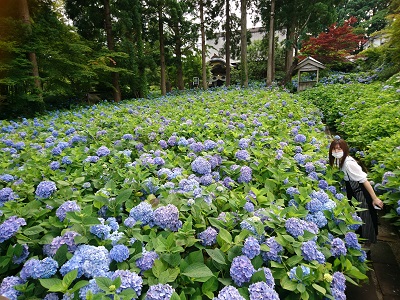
[345,180,378,243]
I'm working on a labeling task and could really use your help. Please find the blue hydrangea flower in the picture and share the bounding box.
[286,187,300,197]
[204,139,217,150]
[198,227,218,246]
[327,185,337,194]
[244,201,255,212]
[242,236,261,259]
[20,257,58,280]
[49,161,60,170]
[261,237,283,263]
[248,281,280,300]
[238,166,252,183]
[230,255,256,286]
[110,245,130,262]
[0,216,26,243]
[238,138,250,149]
[61,156,72,165]
[153,204,182,231]
[318,180,328,190]
[0,174,14,182]
[306,199,323,213]
[136,250,159,272]
[78,278,102,299]
[258,267,275,288]
[43,231,80,257]
[301,240,325,263]
[145,283,174,300]
[344,232,361,250]
[111,269,143,295]
[56,201,81,222]
[331,238,347,257]
[60,245,110,278]
[214,285,245,300]
[84,155,99,163]
[12,244,29,264]
[305,211,327,228]
[331,271,346,291]
[44,293,60,300]
[235,150,250,161]
[305,162,315,173]
[222,177,235,189]
[0,187,17,205]
[0,276,24,300]
[35,181,57,199]
[129,202,154,226]
[191,157,211,175]
[189,142,204,153]
[285,218,304,238]
[96,146,110,157]
[294,134,306,143]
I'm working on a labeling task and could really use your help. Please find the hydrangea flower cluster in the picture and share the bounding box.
[0,187,18,205]
[330,272,346,299]
[261,237,283,263]
[20,257,58,280]
[288,265,310,282]
[110,244,130,262]
[0,174,14,182]
[285,217,305,238]
[294,134,306,143]
[301,240,325,264]
[111,269,143,295]
[136,250,159,272]
[344,232,361,250]
[60,245,110,278]
[12,244,29,265]
[214,285,245,300]
[0,276,24,300]
[56,200,81,222]
[235,150,250,161]
[96,146,110,157]
[198,226,218,246]
[248,281,280,300]
[35,181,57,199]
[238,166,252,183]
[0,216,26,243]
[330,238,347,257]
[230,255,256,286]
[191,157,211,175]
[242,236,261,259]
[153,204,182,231]
[43,231,80,257]
[145,283,175,300]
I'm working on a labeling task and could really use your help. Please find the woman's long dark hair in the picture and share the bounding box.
[329,139,350,169]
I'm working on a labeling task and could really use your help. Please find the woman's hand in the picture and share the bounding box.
[372,197,384,209]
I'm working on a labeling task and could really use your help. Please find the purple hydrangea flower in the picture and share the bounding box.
[331,271,346,291]
[190,142,204,153]
[198,227,218,246]
[56,201,81,222]
[145,283,174,300]
[129,202,154,226]
[230,255,256,286]
[258,267,275,288]
[238,166,252,183]
[191,157,211,175]
[96,146,110,157]
[111,269,143,295]
[344,232,361,250]
[43,231,80,257]
[285,218,304,238]
[153,204,182,231]
[136,250,159,272]
[49,161,60,170]
[110,245,130,262]
[244,201,255,212]
[238,138,250,149]
[84,155,99,163]
[235,150,250,161]
[0,174,14,182]
[261,237,283,263]
[0,216,26,243]
[0,276,24,299]
[204,139,217,150]
[35,181,57,199]
[286,187,300,197]
[331,238,347,257]
[301,241,325,263]
[294,134,307,143]
[0,187,17,204]
[248,282,280,300]
[242,236,261,259]
[222,177,235,189]
[214,285,245,300]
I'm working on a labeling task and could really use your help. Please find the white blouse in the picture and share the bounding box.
[341,156,367,183]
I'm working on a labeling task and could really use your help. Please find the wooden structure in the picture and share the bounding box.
[208,54,226,87]
[295,57,325,91]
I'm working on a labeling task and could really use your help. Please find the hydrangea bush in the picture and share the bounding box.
[0,85,372,299]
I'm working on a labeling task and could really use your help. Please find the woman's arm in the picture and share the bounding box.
[362,180,384,209]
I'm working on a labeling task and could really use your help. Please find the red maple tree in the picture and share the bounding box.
[299,17,367,66]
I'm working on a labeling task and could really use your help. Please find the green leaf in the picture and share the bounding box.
[70,280,89,293]
[182,263,215,282]
[217,228,232,244]
[286,255,303,267]
[54,244,69,266]
[312,283,326,295]
[202,276,219,294]
[95,277,113,292]
[23,225,45,236]
[39,278,64,292]
[280,276,298,291]
[205,249,227,265]
[116,189,133,205]
[170,292,181,300]
[62,269,78,288]
[73,177,86,184]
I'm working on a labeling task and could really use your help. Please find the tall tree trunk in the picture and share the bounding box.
[283,23,295,85]
[158,3,166,95]
[225,0,231,86]
[104,0,121,102]
[133,0,146,98]
[174,23,184,90]
[18,0,41,92]
[240,0,248,87]
[199,0,207,90]
[266,0,275,86]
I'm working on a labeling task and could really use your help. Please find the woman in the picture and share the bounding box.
[329,137,384,244]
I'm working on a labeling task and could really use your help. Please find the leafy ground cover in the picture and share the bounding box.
[0,85,372,299]
[299,73,400,228]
